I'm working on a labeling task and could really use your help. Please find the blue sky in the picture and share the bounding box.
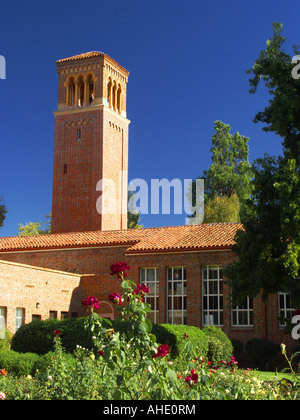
[0,0,298,237]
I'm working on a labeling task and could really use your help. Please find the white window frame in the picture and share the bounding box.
[167,266,187,325]
[278,292,295,327]
[231,297,253,327]
[202,265,223,327]
[15,308,24,332]
[0,307,6,339]
[140,268,159,323]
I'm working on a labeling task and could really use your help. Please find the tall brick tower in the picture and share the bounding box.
[51,52,129,233]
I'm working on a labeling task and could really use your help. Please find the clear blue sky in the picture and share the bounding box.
[0,0,298,237]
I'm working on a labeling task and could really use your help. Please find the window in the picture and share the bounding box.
[0,307,6,339]
[15,308,24,332]
[77,75,84,106]
[63,164,68,174]
[278,292,295,326]
[140,268,159,323]
[32,314,41,321]
[167,267,187,325]
[77,129,81,142]
[49,311,57,319]
[202,266,223,326]
[231,297,253,326]
[67,77,75,107]
[61,312,69,319]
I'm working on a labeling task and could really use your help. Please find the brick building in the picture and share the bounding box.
[0,52,296,352]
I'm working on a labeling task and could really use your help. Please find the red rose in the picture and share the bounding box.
[152,344,170,358]
[108,292,122,305]
[110,262,130,279]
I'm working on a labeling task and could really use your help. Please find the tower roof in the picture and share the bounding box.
[56,51,129,75]
[56,51,105,63]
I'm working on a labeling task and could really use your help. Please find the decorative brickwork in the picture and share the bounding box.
[52,52,129,233]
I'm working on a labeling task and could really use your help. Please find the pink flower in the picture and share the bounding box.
[108,292,122,305]
[185,372,199,387]
[82,295,100,309]
[110,262,130,279]
[132,284,150,302]
[0,392,5,400]
[153,344,171,359]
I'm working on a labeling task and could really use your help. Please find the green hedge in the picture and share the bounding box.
[0,350,39,376]
[12,318,234,364]
[202,325,234,364]
[11,318,94,355]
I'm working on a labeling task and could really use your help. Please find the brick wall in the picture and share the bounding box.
[0,245,296,352]
[0,259,90,333]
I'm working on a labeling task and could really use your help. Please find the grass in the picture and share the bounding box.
[254,370,296,382]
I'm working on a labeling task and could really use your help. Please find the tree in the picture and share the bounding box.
[203,194,240,223]
[189,120,252,223]
[0,197,7,230]
[226,23,300,307]
[18,212,52,236]
[127,192,143,229]
[203,121,252,201]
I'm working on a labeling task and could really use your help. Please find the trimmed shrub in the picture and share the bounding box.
[0,350,39,376]
[202,325,233,364]
[230,339,244,359]
[245,338,278,370]
[34,351,75,374]
[152,323,209,362]
[12,317,209,362]
[11,318,94,355]
[0,329,13,351]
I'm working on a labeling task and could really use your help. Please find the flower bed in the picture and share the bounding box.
[0,262,299,400]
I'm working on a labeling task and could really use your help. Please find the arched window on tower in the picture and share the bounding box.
[67,77,75,107]
[86,73,94,105]
[77,75,84,107]
[117,84,122,113]
[112,81,117,111]
[107,78,112,107]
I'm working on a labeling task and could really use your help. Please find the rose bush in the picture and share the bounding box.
[1,262,299,399]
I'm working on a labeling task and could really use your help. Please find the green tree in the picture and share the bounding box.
[189,121,252,223]
[18,212,52,236]
[0,197,7,230]
[226,23,300,307]
[127,192,143,229]
[203,194,240,223]
[203,121,252,201]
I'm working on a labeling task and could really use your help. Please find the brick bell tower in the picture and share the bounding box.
[51,52,130,233]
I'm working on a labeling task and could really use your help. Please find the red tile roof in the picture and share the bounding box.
[56,51,105,63]
[56,51,130,76]
[0,223,242,254]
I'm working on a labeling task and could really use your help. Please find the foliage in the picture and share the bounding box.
[225,23,300,306]
[0,196,7,230]
[12,315,209,360]
[0,330,12,351]
[0,350,39,376]
[245,338,278,371]
[203,194,240,223]
[2,263,299,400]
[127,191,143,229]
[18,212,52,236]
[202,325,234,365]
[247,22,300,160]
[190,120,252,223]
[11,318,94,355]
